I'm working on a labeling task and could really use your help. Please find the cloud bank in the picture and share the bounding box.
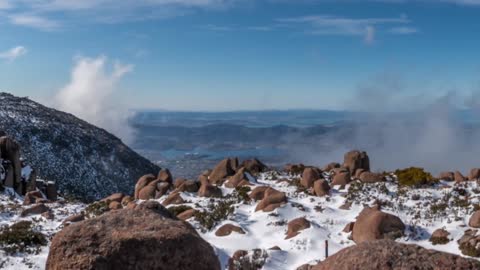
[55,56,135,144]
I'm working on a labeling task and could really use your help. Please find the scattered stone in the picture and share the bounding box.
[458,229,480,257]
[46,201,221,270]
[209,158,237,185]
[255,187,287,212]
[241,158,267,174]
[102,193,124,203]
[177,180,200,193]
[227,249,268,270]
[198,183,223,198]
[23,190,44,205]
[331,168,351,186]
[313,179,330,197]
[284,164,305,174]
[301,167,322,188]
[343,150,370,175]
[225,167,254,188]
[177,209,197,221]
[285,217,310,239]
[63,213,85,225]
[161,192,185,206]
[430,228,450,245]
[312,239,480,270]
[134,174,156,199]
[108,201,122,210]
[469,211,480,228]
[438,171,454,181]
[469,168,480,181]
[21,203,50,217]
[249,186,269,201]
[454,171,466,183]
[157,168,173,184]
[359,172,385,183]
[352,206,405,244]
[215,224,246,237]
[322,162,340,172]
[121,195,134,206]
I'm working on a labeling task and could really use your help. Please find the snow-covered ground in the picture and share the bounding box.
[0,188,85,269]
[1,170,479,269]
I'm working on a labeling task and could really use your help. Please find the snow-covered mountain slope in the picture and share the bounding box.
[2,169,479,270]
[0,93,159,201]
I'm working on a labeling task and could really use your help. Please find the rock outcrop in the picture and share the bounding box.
[46,201,221,270]
[312,240,480,270]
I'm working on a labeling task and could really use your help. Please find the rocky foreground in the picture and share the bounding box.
[3,148,480,269]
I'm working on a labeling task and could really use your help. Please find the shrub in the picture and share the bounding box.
[168,205,192,217]
[430,235,449,245]
[395,167,436,187]
[0,221,47,255]
[84,200,110,219]
[234,186,251,203]
[194,199,235,232]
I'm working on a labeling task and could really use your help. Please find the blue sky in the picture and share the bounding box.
[1,0,480,111]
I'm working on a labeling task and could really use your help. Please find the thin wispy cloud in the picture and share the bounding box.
[0,0,240,30]
[0,46,28,62]
[277,14,412,43]
[8,13,60,30]
[389,26,419,34]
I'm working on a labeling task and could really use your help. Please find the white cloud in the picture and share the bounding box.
[55,56,135,143]
[8,13,60,30]
[0,46,28,62]
[389,26,419,34]
[278,14,411,42]
[1,0,240,27]
[364,25,375,44]
[0,0,11,10]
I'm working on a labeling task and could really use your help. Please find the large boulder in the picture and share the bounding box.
[46,201,220,270]
[209,158,237,185]
[313,180,330,197]
[331,168,351,186]
[157,169,173,184]
[469,211,480,228]
[225,167,255,188]
[249,186,269,201]
[134,174,156,199]
[469,168,480,180]
[454,171,466,183]
[135,174,172,200]
[240,158,267,174]
[352,206,405,243]
[301,167,322,188]
[343,150,370,175]
[255,187,287,212]
[284,164,305,174]
[198,182,223,198]
[312,239,480,270]
[438,171,454,182]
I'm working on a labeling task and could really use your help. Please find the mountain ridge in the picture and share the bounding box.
[0,92,160,201]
